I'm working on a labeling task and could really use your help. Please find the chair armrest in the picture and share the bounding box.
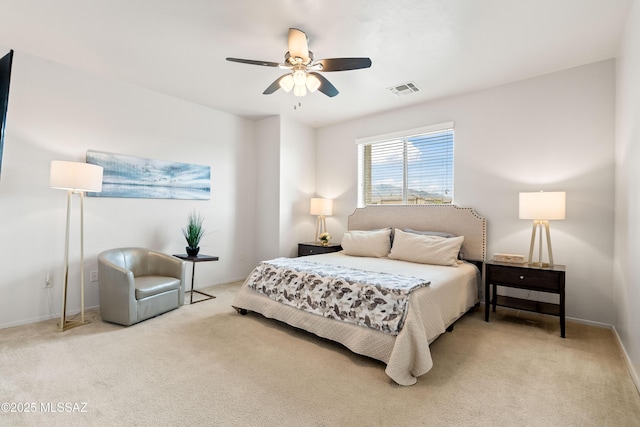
[98,256,135,299]
[98,255,137,323]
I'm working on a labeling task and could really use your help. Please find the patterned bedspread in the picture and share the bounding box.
[246,257,430,335]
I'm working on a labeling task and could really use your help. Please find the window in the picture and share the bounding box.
[357,122,454,207]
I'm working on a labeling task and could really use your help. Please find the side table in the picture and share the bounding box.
[485,260,566,337]
[173,254,219,304]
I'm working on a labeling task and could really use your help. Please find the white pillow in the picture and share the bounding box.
[341,228,391,257]
[388,229,464,266]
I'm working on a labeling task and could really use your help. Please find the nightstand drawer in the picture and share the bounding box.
[487,265,562,292]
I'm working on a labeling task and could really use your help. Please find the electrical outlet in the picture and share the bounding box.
[90,271,98,282]
[44,273,52,288]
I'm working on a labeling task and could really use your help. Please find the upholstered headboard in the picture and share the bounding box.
[347,205,486,262]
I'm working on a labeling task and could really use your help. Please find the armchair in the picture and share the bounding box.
[98,247,186,326]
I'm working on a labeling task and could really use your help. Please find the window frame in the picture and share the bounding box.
[356,122,454,208]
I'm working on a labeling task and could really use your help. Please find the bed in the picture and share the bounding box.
[232,205,486,385]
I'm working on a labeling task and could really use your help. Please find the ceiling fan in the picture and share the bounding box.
[226,28,372,98]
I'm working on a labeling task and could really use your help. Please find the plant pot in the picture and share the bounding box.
[186,246,200,257]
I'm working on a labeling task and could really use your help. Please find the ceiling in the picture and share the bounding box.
[0,0,633,128]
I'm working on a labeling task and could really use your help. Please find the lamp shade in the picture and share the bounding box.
[279,74,294,92]
[519,191,565,220]
[310,198,333,216]
[293,70,306,86]
[293,84,307,97]
[50,161,103,192]
[306,74,321,92]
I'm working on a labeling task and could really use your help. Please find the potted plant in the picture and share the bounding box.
[182,210,205,256]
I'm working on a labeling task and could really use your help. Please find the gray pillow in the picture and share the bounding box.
[402,228,456,238]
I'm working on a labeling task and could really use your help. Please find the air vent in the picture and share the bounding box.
[387,81,421,97]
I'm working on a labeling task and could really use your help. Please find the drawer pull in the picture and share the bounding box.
[519,275,525,280]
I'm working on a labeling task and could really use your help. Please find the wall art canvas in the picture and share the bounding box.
[86,150,210,200]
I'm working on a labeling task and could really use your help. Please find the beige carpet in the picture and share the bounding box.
[1,281,639,427]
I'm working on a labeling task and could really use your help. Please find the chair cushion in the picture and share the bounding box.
[135,276,181,300]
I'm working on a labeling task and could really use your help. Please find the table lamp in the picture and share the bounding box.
[50,160,103,331]
[310,197,333,243]
[519,191,566,268]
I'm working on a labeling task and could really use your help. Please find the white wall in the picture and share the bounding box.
[317,60,616,326]
[255,116,281,262]
[279,118,316,256]
[254,116,316,261]
[614,0,640,389]
[0,49,258,328]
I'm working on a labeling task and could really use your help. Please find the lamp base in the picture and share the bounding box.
[315,215,327,244]
[527,261,553,269]
[58,319,90,332]
[527,220,555,269]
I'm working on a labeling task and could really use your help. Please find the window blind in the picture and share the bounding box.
[357,125,454,207]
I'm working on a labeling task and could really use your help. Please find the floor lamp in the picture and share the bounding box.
[50,160,103,331]
[310,197,333,243]
[519,191,566,268]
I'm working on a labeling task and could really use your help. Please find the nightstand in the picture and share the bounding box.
[298,242,342,257]
[485,260,566,337]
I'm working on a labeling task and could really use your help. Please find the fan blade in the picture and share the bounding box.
[288,28,309,60]
[263,75,288,94]
[226,57,281,67]
[309,72,338,97]
[315,57,372,72]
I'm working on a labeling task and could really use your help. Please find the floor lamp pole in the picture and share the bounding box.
[80,191,86,324]
[59,190,89,331]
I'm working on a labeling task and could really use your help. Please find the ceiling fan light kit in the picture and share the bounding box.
[293,84,307,97]
[279,71,321,96]
[305,74,321,92]
[279,74,294,92]
[226,28,371,98]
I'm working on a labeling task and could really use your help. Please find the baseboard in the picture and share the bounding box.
[565,315,611,329]
[612,325,640,395]
[0,305,99,330]
[480,303,612,329]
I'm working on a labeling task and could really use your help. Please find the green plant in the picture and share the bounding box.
[182,211,205,248]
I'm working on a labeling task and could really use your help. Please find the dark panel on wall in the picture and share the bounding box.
[0,49,14,179]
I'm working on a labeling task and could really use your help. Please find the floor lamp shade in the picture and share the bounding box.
[310,198,333,242]
[50,161,103,331]
[50,160,103,192]
[519,191,565,267]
